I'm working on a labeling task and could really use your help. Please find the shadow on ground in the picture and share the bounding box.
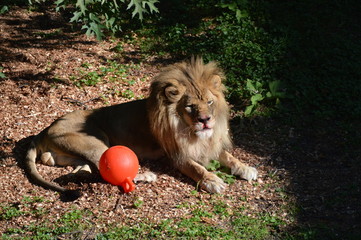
[232,116,361,239]
[235,1,361,238]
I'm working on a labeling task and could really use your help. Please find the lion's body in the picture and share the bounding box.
[25,58,257,198]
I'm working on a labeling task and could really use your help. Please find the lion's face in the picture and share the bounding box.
[177,90,218,139]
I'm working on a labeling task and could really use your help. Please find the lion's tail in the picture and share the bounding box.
[25,141,81,200]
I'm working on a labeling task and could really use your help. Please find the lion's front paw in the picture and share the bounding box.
[200,174,227,194]
[72,164,92,174]
[231,165,258,182]
[134,171,157,183]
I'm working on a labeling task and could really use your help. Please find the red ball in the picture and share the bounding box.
[99,146,139,193]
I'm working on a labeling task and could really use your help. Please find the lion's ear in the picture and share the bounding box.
[212,75,223,89]
[165,81,185,102]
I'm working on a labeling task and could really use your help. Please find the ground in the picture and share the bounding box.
[1,6,360,239]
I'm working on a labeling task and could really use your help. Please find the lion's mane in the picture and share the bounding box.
[147,58,232,167]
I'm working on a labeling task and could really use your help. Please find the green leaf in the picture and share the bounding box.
[244,105,254,116]
[143,0,159,14]
[112,0,121,9]
[127,0,145,20]
[89,22,104,40]
[268,80,290,99]
[106,17,116,28]
[70,11,83,22]
[255,81,263,90]
[275,92,289,98]
[246,79,256,92]
[251,93,264,105]
[76,0,87,14]
[190,189,198,195]
[216,172,236,184]
[0,67,6,78]
[54,0,65,6]
[0,5,9,15]
[235,9,248,22]
[89,13,101,23]
[206,160,221,171]
[269,80,281,95]
[127,0,159,20]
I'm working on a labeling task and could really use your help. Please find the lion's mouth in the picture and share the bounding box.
[200,127,212,132]
[195,127,213,139]
[194,122,214,139]
[202,123,212,130]
[195,122,212,131]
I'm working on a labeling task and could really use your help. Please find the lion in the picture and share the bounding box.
[25,57,257,200]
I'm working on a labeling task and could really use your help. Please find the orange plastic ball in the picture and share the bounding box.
[99,146,139,193]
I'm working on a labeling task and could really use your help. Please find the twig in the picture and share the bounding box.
[114,197,126,215]
[61,96,103,109]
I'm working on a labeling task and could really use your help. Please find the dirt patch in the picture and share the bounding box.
[0,6,288,236]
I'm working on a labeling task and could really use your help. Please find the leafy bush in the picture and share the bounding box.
[204,13,287,113]
[138,2,286,114]
[265,1,361,120]
[6,0,360,120]
[138,0,361,120]
[29,0,159,39]
[244,79,289,116]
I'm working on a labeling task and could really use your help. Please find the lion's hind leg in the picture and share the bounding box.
[40,151,92,174]
[48,129,109,167]
[40,152,56,166]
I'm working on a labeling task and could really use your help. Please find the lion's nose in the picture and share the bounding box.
[198,116,211,123]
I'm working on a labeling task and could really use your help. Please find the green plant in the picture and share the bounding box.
[121,89,135,99]
[72,60,141,88]
[75,70,103,87]
[211,200,231,217]
[72,62,102,86]
[259,0,361,121]
[2,204,93,239]
[0,67,6,78]
[218,0,249,22]
[0,196,49,221]
[22,195,45,204]
[133,197,144,208]
[0,5,9,14]
[0,204,23,220]
[99,204,277,239]
[231,213,270,239]
[137,2,286,115]
[244,79,289,116]
[206,159,221,171]
[33,29,63,39]
[60,209,84,222]
[54,0,159,39]
[106,60,129,79]
[206,160,236,184]
[0,0,29,14]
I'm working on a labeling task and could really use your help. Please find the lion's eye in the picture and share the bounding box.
[207,100,214,106]
[185,104,193,112]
